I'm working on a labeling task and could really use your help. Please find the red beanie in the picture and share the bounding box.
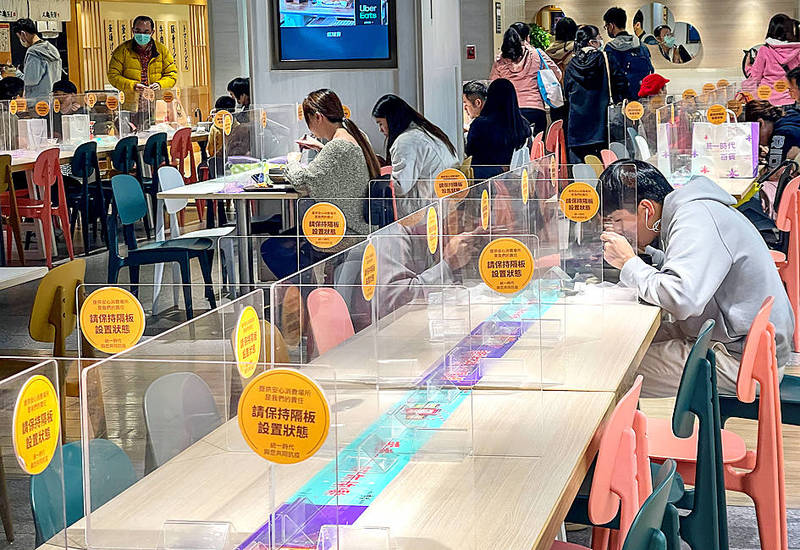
[639,74,670,97]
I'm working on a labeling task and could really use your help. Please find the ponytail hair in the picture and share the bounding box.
[302,88,380,180]
[501,28,524,61]
[767,13,799,42]
[574,25,600,52]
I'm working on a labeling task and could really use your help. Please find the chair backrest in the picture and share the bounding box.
[601,149,618,168]
[263,320,290,363]
[307,288,355,355]
[776,176,799,268]
[610,141,629,160]
[70,141,99,180]
[29,258,86,344]
[0,154,10,193]
[531,140,545,160]
[621,459,677,550]
[572,164,599,186]
[112,174,148,225]
[111,135,140,175]
[31,439,136,545]
[380,165,393,176]
[634,135,651,160]
[545,119,563,154]
[585,155,604,178]
[158,165,189,214]
[672,319,716,437]
[588,375,644,539]
[627,128,640,157]
[737,296,778,404]
[171,127,197,181]
[143,372,223,471]
[143,132,169,172]
[32,148,64,205]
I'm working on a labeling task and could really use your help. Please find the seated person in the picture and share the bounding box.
[51,79,82,141]
[206,95,238,158]
[599,160,794,397]
[462,80,487,132]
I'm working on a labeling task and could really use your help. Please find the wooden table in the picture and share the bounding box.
[0,266,47,291]
[714,177,756,201]
[44,390,616,550]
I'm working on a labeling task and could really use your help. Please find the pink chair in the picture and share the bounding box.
[545,120,567,180]
[772,176,800,350]
[307,288,355,355]
[601,149,618,168]
[531,131,545,160]
[380,166,393,176]
[648,297,788,550]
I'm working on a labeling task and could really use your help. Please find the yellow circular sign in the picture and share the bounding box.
[479,238,534,294]
[521,168,529,204]
[162,90,174,103]
[302,202,346,249]
[35,101,49,117]
[237,369,331,465]
[297,104,304,121]
[261,110,267,129]
[775,79,789,93]
[727,99,743,118]
[142,88,155,102]
[86,93,97,108]
[707,104,728,125]
[682,89,697,100]
[15,98,27,112]
[560,182,600,222]
[106,95,119,111]
[13,375,60,475]
[624,101,644,121]
[717,79,730,88]
[434,168,469,198]
[361,242,377,301]
[9,99,18,115]
[234,306,261,378]
[702,83,716,94]
[426,206,438,254]
[80,287,146,354]
[549,155,558,183]
[214,109,231,130]
[119,91,125,104]
[757,84,772,100]
[53,98,60,114]
[343,105,351,119]
[741,91,754,102]
[481,189,490,230]
[649,95,665,111]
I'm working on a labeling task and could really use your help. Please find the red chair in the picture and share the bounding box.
[531,131,544,160]
[545,119,567,179]
[649,297,788,550]
[0,154,25,265]
[772,176,800,350]
[170,128,203,224]
[3,149,74,268]
[601,149,618,168]
[307,288,355,355]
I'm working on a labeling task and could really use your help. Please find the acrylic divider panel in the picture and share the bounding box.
[0,97,54,153]
[0,358,68,549]
[50,91,123,147]
[78,358,353,550]
[608,97,664,161]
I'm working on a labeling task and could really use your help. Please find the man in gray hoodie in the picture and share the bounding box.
[12,18,62,99]
[599,161,794,397]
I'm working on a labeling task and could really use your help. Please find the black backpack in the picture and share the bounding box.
[620,46,652,100]
[363,175,396,228]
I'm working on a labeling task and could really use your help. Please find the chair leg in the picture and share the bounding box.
[129,265,140,298]
[199,250,217,309]
[0,456,13,542]
[40,213,53,268]
[662,503,682,550]
[591,527,610,550]
[178,257,194,320]
[82,192,91,254]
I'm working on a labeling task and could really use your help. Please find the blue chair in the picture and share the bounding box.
[108,175,217,319]
[106,136,150,239]
[30,439,136,546]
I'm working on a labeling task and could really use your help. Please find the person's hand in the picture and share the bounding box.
[287,151,302,163]
[443,233,477,270]
[601,231,636,269]
[134,83,146,92]
[296,136,323,151]
[149,82,161,90]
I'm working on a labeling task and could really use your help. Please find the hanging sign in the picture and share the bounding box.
[13,375,60,475]
[302,202,346,249]
[80,287,146,354]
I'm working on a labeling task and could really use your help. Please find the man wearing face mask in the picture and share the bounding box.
[599,160,794,398]
[108,15,177,114]
[653,25,692,64]
[12,18,62,99]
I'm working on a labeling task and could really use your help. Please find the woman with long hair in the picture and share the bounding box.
[743,13,800,106]
[372,94,458,214]
[490,25,560,135]
[465,78,531,180]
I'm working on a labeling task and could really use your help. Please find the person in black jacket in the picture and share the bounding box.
[564,25,610,164]
[465,78,531,180]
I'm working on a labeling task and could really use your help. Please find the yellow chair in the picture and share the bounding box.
[584,154,605,178]
[262,320,290,364]
[29,258,86,357]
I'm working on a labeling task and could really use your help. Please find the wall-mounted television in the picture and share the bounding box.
[271,0,397,70]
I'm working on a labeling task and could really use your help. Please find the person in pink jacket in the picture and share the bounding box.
[744,13,800,106]
[490,23,561,136]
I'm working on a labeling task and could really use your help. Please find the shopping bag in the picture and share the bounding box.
[510,143,530,170]
[536,50,564,109]
[691,121,759,180]
[17,118,48,150]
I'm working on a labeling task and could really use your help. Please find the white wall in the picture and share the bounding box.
[461,0,494,81]
[246,0,420,151]
[208,0,250,100]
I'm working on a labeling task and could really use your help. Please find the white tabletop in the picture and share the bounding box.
[0,266,47,291]
[157,179,300,201]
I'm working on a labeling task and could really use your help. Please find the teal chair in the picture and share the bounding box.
[553,460,677,550]
[106,136,150,239]
[720,375,800,426]
[107,175,217,319]
[30,439,136,546]
[648,319,729,550]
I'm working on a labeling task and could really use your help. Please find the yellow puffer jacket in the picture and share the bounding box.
[107,39,178,104]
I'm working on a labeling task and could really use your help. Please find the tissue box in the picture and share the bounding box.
[63,114,90,144]
[17,118,48,150]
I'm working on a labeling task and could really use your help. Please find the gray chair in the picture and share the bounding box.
[626,127,640,158]
[143,372,223,473]
[610,141,629,161]
[571,164,599,188]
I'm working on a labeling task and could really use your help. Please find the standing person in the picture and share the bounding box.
[465,78,532,180]
[11,18,62,99]
[462,80,487,131]
[564,25,610,164]
[602,7,653,103]
[490,26,560,135]
[371,94,458,215]
[743,14,800,106]
[632,10,658,45]
[107,15,178,120]
[546,17,577,124]
[653,25,693,64]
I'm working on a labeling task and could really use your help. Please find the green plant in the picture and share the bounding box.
[529,22,552,50]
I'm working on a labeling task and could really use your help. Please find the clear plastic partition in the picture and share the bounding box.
[0,97,54,154]
[609,97,665,162]
[52,91,123,148]
[0,358,68,549]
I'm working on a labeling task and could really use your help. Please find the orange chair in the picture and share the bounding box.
[601,149,618,168]
[5,149,74,268]
[649,297,787,550]
[170,127,203,224]
[545,119,567,179]
[772,176,800,350]
[307,288,355,355]
[531,131,545,160]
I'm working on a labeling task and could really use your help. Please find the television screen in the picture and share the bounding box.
[272,0,397,69]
